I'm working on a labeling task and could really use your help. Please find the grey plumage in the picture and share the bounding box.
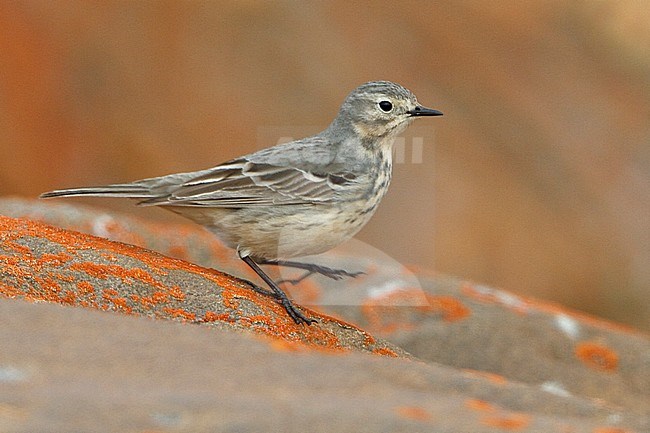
[41,81,442,323]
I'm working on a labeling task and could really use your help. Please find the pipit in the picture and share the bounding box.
[41,81,442,324]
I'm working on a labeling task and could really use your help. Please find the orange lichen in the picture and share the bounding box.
[75,280,99,308]
[168,285,185,301]
[575,342,619,372]
[101,289,133,313]
[267,339,305,353]
[310,310,379,348]
[38,278,62,301]
[362,288,470,334]
[35,253,72,272]
[0,282,22,298]
[153,291,170,304]
[465,399,495,412]
[394,406,433,422]
[124,267,160,285]
[482,413,531,430]
[69,262,117,279]
[162,307,196,321]
[202,311,232,323]
[166,244,189,260]
[462,369,508,385]
[53,272,75,283]
[0,255,25,277]
[110,297,132,313]
[466,399,531,430]
[60,290,77,305]
[420,295,471,321]
[372,347,399,357]
[246,312,348,354]
[221,289,241,310]
[4,240,32,256]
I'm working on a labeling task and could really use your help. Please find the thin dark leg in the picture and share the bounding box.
[257,259,364,283]
[240,254,316,325]
[237,277,278,298]
[275,270,319,286]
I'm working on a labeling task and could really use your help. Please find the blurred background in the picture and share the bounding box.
[1,1,648,330]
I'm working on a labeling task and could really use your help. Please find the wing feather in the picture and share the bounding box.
[139,156,361,208]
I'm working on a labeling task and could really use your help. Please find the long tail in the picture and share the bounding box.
[40,184,154,199]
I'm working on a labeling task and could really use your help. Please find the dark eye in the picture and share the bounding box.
[378,100,393,112]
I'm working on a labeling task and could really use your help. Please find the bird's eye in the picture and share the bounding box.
[378,101,393,112]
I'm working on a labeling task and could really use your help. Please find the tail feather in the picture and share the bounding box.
[40,184,154,199]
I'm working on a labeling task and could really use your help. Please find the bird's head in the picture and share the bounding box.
[330,81,442,145]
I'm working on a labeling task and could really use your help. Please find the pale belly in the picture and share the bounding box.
[204,202,377,259]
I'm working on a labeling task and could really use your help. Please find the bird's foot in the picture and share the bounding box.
[240,278,316,325]
[280,298,317,325]
[260,259,365,285]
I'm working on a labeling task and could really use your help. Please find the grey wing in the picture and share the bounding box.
[138,157,361,208]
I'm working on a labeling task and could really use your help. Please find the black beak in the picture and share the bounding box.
[407,106,443,117]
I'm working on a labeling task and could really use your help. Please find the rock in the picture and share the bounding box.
[1,299,642,433]
[1,198,648,432]
[0,210,402,356]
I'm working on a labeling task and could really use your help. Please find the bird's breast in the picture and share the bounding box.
[362,150,393,207]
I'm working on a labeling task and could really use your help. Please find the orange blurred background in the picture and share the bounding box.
[1,1,648,330]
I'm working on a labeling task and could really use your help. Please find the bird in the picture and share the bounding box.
[41,81,443,324]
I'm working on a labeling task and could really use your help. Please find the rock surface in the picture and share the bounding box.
[1,198,648,432]
[0,208,401,356]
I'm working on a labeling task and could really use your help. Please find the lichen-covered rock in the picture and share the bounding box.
[1,198,648,432]
[0,211,403,356]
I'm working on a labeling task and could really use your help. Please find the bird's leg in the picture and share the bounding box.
[236,277,278,298]
[257,259,365,285]
[239,254,316,325]
[275,270,318,286]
